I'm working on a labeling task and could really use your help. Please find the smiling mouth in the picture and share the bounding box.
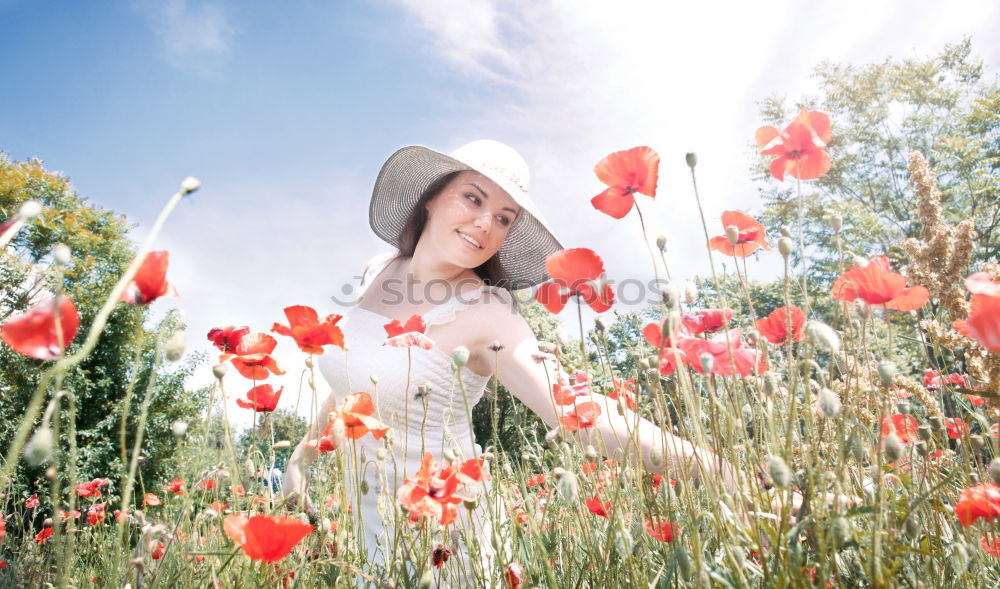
[456,231,483,249]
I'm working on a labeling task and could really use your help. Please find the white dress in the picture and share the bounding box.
[317,252,509,587]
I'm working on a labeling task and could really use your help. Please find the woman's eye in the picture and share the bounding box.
[498,216,510,226]
[464,193,481,205]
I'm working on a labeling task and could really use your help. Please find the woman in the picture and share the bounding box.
[282,140,740,586]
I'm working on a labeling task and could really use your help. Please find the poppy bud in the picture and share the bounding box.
[970,434,985,450]
[557,471,579,501]
[180,176,201,194]
[305,355,314,368]
[724,226,740,247]
[767,455,791,488]
[676,546,693,581]
[273,440,291,450]
[52,243,72,266]
[308,375,316,389]
[463,497,478,511]
[505,562,525,589]
[928,415,944,430]
[594,317,606,332]
[656,235,667,251]
[818,388,841,418]
[778,237,793,258]
[417,568,433,589]
[744,328,760,347]
[554,328,569,347]
[443,448,457,463]
[360,480,369,495]
[851,254,869,268]
[489,340,504,352]
[685,152,697,168]
[212,364,226,379]
[805,321,840,352]
[660,284,679,308]
[24,427,54,466]
[245,458,255,475]
[699,353,714,374]
[171,420,188,439]
[46,467,57,481]
[683,281,697,305]
[917,425,931,441]
[829,214,842,232]
[370,374,379,385]
[19,200,43,220]
[764,372,779,396]
[876,361,896,387]
[989,458,1000,486]
[852,300,870,321]
[649,446,663,467]
[883,433,904,462]
[915,441,928,457]
[903,517,920,539]
[585,445,598,461]
[537,341,557,355]
[614,527,634,558]
[164,331,185,362]
[896,401,911,415]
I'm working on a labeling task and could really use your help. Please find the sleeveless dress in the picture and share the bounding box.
[317,252,509,587]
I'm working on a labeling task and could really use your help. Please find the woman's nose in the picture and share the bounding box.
[473,211,492,231]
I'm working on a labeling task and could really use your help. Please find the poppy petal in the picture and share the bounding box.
[0,296,80,360]
[590,186,634,219]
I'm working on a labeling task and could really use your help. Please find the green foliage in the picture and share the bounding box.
[236,408,309,471]
[755,38,998,286]
[0,154,208,513]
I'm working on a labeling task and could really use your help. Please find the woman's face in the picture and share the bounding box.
[421,170,521,269]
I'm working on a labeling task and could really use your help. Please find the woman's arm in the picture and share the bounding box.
[481,301,743,497]
[281,390,339,507]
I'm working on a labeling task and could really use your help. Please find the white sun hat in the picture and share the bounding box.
[369,139,563,289]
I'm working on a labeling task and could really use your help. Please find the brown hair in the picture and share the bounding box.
[396,171,515,291]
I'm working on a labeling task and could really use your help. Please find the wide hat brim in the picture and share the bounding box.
[369,144,563,290]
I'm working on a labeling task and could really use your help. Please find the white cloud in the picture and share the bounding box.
[137,0,234,74]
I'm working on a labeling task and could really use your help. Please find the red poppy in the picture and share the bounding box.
[150,542,166,560]
[681,328,765,378]
[505,562,525,589]
[965,272,1000,297]
[981,535,1000,558]
[207,325,250,356]
[708,211,771,257]
[607,378,637,411]
[945,417,968,440]
[26,493,39,509]
[526,474,546,487]
[396,452,475,526]
[682,308,734,334]
[197,479,216,490]
[755,305,806,345]
[880,414,919,444]
[34,527,53,545]
[560,401,601,432]
[590,146,660,219]
[210,501,228,512]
[235,384,283,412]
[164,478,186,495]
[231,485,246,497]
[87,502,107,526]
[953,291,1000,352]
[432,544,453,568]
[75,478,109,498]
[382,314,434,350]
[308,392,389,452]
[922,370,971,391]
[60,509,81,520]
[644,519,680,542]
[643,321,688,376]
[585,496,610,518]
[119,251,178,304]
[756,109,832,181]
[272,305,344,354]
[832,256,929,311]
[534,248,614,314]
[225,333,286,380]
[0,295,79,360]
[223,514,314,562]
[955,483,1000,527]
[142,493,162,506]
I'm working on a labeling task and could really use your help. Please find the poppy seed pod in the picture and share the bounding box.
[928,415,944,430]
[305,355,314,368]
[903,517,920,539]
[594,317,606,332]
[557,471,579,501]
[488,340,504,352]
[52,243,72,266]
[180,176,201,194]
[660,284,680,308]
[883,433,904,462]
[725,225,741,247]
[915,441,928,457]
[818,388,841,418]
[876,361,896,387]
[778,237,793,258]
[970,434,985,450]
[649,446,663,467]
[683,281,697,305]
[805,321,840,352]
[699,353,714,374]
[896,401,911,415]
[764,371,780,396]
[685,152,698,168]
[212,364,227,379]
[656,235,667,251]
[585,445,598,461]
[779,226,792,238]
[767,455,791,488]
[917,425,931,441]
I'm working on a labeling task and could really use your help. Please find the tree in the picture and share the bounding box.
[0,154,207,513]
[755,38,998,289]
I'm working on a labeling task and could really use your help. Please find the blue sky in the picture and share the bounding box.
[3,0,997,427]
